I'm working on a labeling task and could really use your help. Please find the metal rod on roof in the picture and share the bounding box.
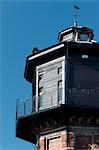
[73,0,79,27]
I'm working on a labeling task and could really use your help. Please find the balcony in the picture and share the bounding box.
[16,89,99,144]
[16,86,99,120]
[16,88,64,119]
[16,96,33,119]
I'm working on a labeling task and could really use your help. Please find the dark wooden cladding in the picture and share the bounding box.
[68,58,99,107]
[24,42,99,83]
[16,106,99,144]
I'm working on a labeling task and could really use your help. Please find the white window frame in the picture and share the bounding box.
[45,132,61,150]
[36,56,65,111]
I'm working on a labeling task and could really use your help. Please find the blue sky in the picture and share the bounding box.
[1,0,99,150]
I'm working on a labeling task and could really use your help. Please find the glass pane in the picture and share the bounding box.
[39,95,43,107]
[58,80,62,102]
[58,88,62,101]
[58,80,62,87]
[39,73,43,81]
[58,67,62,74]
[38,87,43,107]
[80,34,88,41]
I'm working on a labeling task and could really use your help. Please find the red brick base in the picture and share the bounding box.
[38,128,99,150]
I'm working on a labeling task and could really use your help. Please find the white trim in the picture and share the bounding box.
[58,28,72,40]
[36,69,39,111]
[36,56,65,111]
[45,132,61,150]
[36,56,65,70]
[61,130,67,135]
[82,55,88,59]
[45,131,61,139]
[91,40,97,43]
[75,32,78,42]
[40,136,45,140]
[60,28,72,35]
[29,44,64,61]
[76,41,93,44]
[62,58,65,104]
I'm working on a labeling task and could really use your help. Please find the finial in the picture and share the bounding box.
[73,4,79,27]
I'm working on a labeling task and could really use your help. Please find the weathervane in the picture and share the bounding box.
[73,4,79,27]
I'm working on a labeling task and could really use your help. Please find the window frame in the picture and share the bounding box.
[58,80,62,103]
[36,56,65,111]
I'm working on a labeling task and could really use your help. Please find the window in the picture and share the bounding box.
[39,73,43,81]
[58,80,62,103]
[47,136,61,150]
[39,87,43,93]
[80,33,88,41]
[38,87,43,107]
[58,67,62,74]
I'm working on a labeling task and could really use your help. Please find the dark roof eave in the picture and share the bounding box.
[24,41,99,83]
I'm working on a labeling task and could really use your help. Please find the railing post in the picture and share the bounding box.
[16,99,19,119]
[24,100,26,116]
[16,96,33,118]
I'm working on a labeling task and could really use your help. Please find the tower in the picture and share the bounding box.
[16,12,99,150]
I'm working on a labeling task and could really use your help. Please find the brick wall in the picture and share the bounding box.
[76,135,92,149]
[94,135,99,145]
[38,128,99,150]
[61,131,67,149]
[38,130,75,150]
[48,137,61,150]
[68,132,75,150]
[39,137,45,150]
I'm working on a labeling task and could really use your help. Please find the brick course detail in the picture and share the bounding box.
[38,130,99,150]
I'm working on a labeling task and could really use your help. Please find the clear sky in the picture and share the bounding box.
[1,0,99,150]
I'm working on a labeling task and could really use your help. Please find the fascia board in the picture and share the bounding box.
[29,44,64,61]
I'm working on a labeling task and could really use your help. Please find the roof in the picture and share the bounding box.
[24,41,99,83]
[58,26,94,42]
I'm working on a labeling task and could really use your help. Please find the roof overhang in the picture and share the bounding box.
[29,44,64,61]
[16,105,99,144]
[24,42,99,83]
[58,26,94,43]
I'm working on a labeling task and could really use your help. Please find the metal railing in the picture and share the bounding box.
[16,86,99,119]
[16,88,63,119]
[16,96,33,119]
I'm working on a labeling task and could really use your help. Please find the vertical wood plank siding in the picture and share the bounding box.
[68,59,99,107]
[37,58,64,110]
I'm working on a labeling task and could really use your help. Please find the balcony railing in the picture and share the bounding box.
[16,88,63,119]
[16,96,33,119]
[16,87,99,119]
